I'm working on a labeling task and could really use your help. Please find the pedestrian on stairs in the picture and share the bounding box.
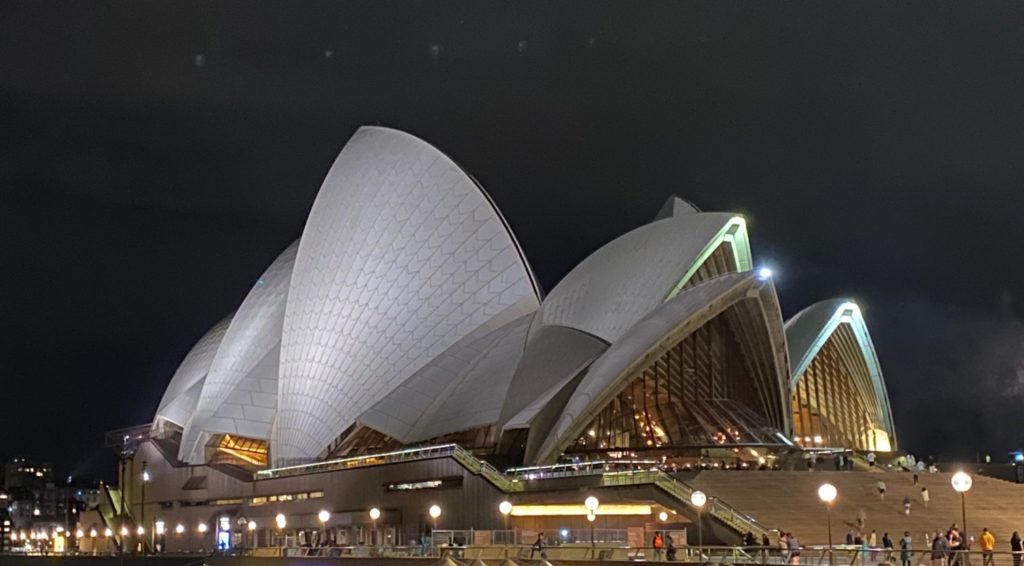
[904,495,913,516]
[932,532,950,566]
[900,532,913,566]
[870,530,879,561]
[858,509,867,531]
[980,528,995,566]
[921,487,930,508]
[1010,531,1022,566]
[786,533,801,565]
[878,480,888,500]
[884,532,895,562]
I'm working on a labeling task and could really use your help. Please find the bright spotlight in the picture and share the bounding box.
[757,266,773,280]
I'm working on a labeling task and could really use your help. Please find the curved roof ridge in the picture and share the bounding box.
[153,313,233,428]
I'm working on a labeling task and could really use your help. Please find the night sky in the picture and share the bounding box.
[3,1,1024,480]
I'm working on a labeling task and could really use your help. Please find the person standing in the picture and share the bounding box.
[653,531,665,561]
[933,532,950,566]
[980,529,995,566]
[870,530,878,561]
[1011,531,1022,566]
[884,532,895,562]
[858,509,867,531]
[921,487,930,508]
[847,531,856,545]
[787,533,801,565]
[901,532,913,566]
[904,495,913,516]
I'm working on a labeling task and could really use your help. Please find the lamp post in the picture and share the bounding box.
[318,509,331,548]
[690,491,707,557]
[428,505,442,556]
[584,496,600,549]
[275,513,286,548]
[140,463,149,554]
[818,483,838,565]
[499,500,513,556]
[248,520,257,550]
[369,508,381,551]
[197,522,208,553]
[951,471,973,536]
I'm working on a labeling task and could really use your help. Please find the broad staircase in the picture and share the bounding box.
[688,470,1024,545]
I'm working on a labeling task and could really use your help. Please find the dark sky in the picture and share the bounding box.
[3,1,1024,480]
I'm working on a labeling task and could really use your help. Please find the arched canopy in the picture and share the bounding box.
[785,299,896,451]
[534,271,790,465]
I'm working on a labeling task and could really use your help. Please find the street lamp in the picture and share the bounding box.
[274,513,286,548]
[818,483,838,565]
[951,471,973,536]
[140,462,149,554]
[658,511,669,522]
[584,496,600,548]
[174,524,184,535]
[197,522,208,552]
[369,508,381,550]
[248,520,257,550]
[428,505,442,555]
[499,500,513,555]
[690,491,707,556]
[318,509,330,547]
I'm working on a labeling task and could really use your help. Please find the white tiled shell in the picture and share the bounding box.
[153,315,232,428]
[359,302,535,443]
[178,241,298,463]
[274,126,540,462]
[534,212,747,344]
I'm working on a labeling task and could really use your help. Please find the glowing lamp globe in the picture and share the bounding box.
[197,522,208,534]
[248,521,257,531]
[499,501,513,515]
[175,524,185,535]
[584,496,600,512]
[369,508,381,521]
[690,490,707,508]
[429,505,442,519]
[951,471,973,493]
[818,483,838,503]
[658,511,669,522]
[275,513,286,530]
[318,510,331,524]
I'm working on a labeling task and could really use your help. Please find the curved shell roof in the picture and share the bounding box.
[178,241,298,463]
[534,271,789,464]
[274,126,541,462]
[153,314,233,428]
[785,298,896,443]
[533,212,751,344]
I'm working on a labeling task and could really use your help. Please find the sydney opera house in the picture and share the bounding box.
[94,126,896,553]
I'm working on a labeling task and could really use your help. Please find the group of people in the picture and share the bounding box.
[650,531,677,561]
[926,525,1000,566]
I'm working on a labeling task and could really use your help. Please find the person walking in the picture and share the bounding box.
[921,487,930,508]
[858,509,867,531]
[868,452,877,467]
[666,534,677,562]
[904,495,913,516]
[980,529,995,566]
[913,471,920,486]
[1011,531,1022,566]
[901,532,913,566]
[884,532,895,562]
[530,533,547,559]
[878,480,888,500]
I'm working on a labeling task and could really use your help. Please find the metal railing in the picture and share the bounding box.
[255,444,463,480]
